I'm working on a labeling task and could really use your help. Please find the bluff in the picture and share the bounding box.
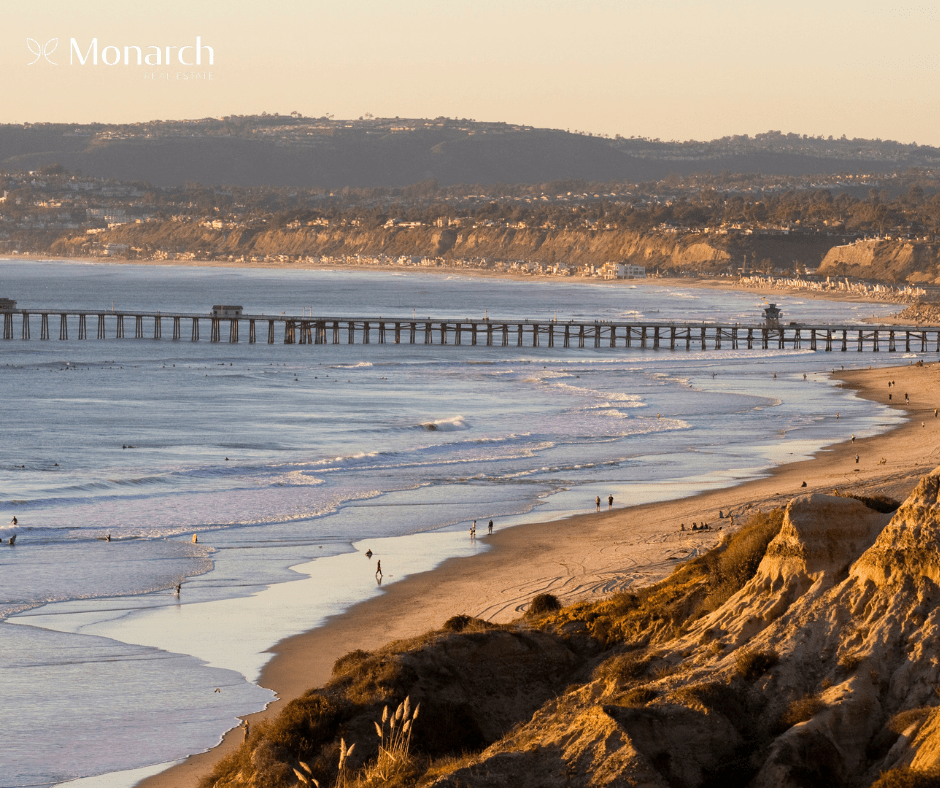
[819,240,940,285]
[54,221,842,274]
[198,471,940,788]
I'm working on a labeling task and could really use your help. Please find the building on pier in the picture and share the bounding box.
[211,305,243,317]
[0,298,16,310]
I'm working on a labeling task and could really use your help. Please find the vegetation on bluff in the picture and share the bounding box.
[199,510,789,788]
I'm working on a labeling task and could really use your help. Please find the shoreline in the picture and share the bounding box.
[3,252,917,309]
[137,359,940,788]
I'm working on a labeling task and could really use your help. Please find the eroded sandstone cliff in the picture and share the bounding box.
[202,473,940,788]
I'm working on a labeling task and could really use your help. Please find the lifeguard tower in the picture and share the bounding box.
[763,303,782,327]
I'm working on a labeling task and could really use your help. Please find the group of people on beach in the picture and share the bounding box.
[469,519,494,538]
[594,495,614,511]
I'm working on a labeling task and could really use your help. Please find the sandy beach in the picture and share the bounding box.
[10,253,919,309]
[135,358,940,788]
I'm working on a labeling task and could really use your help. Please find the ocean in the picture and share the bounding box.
[0,260,906,787]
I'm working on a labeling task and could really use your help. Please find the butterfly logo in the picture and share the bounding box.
[27,38,59,65]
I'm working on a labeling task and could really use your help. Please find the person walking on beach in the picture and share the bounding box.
[608,494,614,509]
[488,519,493,534]
[595,496,601,512]
[375,560,382,578]
[855,454,859,464]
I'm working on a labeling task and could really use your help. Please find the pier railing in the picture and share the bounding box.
[1,309,937,352]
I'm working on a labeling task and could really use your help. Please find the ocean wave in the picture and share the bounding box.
[548,382,644,407]
[421,415,469,432]
[272,471,325,487]
[330,362,373,368]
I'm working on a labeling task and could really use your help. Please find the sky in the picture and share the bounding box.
[2,0,939,145]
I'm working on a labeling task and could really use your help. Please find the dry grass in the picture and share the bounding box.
[592,649,652,684]
[779,695,826,728]
[871,766,940,788]
[417,752,480,784]
[672,681,749,730]
[441,614,498,633]
[353,697,420,788]
[619,685,659,707]
[526,593,562,617]
[733,648,779,681]
[887,707,935,735]
[838,652,864,673]
[697,509,785,611]
[544,509,785,647]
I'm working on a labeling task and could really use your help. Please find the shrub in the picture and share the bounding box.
[264,693,343,755]
[734,649,778,681]
[593,649,652,684]
[527,593,562,617]
[699,509,785,609]
[673,682,749,731]
[887,707,935,735]
[838,652,863,673]
[871,767,940,788]
[621,685,659,706]
[441,614,497,633]
[780,695,826,727]
[333,649,371,676]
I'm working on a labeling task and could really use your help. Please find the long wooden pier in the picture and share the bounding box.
[1,309,937,352]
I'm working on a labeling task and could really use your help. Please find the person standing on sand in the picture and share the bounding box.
[608,495,614,509]
[595,496,601,512]
[488,520,493,534]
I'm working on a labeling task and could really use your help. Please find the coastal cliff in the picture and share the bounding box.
[51,222,841,274]
[200,471,940,788]
[819,239,940,284]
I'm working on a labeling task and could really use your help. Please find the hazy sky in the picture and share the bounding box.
[3,0,938,144]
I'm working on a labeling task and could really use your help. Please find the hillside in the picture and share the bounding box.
[3,118,939,189]
[197,471,940,788]
[819,240,940,284]
[74,221,840,274]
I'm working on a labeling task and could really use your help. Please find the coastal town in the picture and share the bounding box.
[2,152,940,302]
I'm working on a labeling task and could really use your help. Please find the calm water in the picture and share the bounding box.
[0,261,905,787]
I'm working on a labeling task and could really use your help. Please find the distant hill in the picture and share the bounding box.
[2,117,939,189]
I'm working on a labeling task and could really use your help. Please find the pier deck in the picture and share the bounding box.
[1,309,936,352]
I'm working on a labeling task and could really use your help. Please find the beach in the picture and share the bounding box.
[138,359,940,788]
[8,252,922,309]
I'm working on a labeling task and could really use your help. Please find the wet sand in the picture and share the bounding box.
[138,360,940,788]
